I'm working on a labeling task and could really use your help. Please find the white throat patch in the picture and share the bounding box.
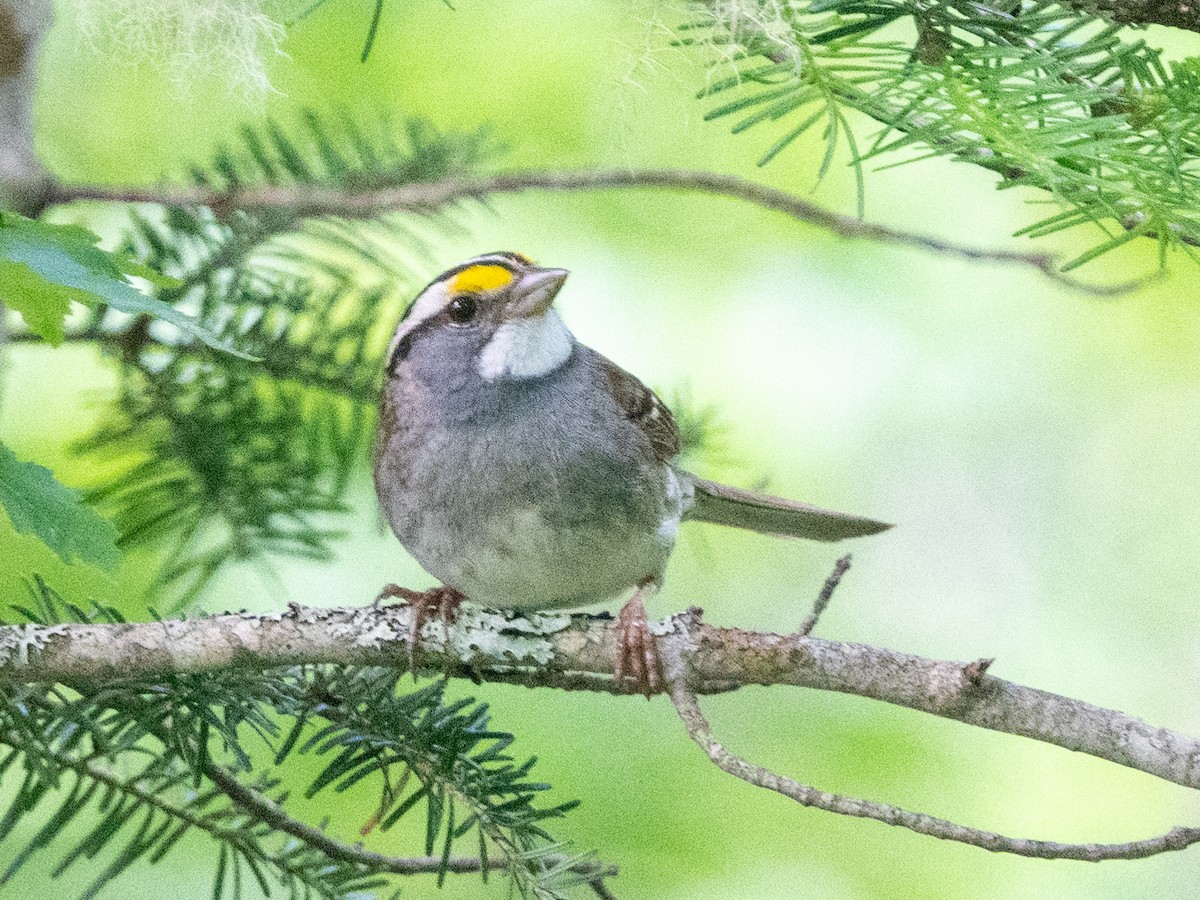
[477,311,573,382]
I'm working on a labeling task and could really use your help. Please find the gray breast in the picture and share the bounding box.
[375,345,676,608]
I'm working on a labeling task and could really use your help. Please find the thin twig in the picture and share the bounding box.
[667,680,1200,861]
[204,761,618,884]
[797,554,851,636]
[40,170,1131,295]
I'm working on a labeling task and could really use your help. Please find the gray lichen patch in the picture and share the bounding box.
[0,623,69,667]
[429,606,573,666]
[285,605,327,626]
[336,613,403,649]
[650,615,682,637]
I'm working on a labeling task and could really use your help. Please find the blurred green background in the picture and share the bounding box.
[3,1,1200,897]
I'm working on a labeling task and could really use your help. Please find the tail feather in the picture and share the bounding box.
[685,476,892,542]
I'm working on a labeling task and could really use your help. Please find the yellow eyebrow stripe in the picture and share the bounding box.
[450,264,514,294]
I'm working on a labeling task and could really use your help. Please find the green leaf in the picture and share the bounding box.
[0,258,72,344]
[0,442,120,570]
[0,213,256,358]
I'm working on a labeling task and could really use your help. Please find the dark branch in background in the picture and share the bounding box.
[2,601,1199,863]
[1075,0,1200,31]
[39,170,1136,295]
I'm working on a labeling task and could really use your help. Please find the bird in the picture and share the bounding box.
[372,251,891,694]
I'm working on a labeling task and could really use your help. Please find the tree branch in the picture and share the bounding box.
[1070,0,1200,32]
[0,0,51,213]
[668,680,1200,861]
[39,170,1134,295]
[692,0,1200,255]
[1,600,1199,862]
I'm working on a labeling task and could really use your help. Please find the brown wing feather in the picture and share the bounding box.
[601,357,680,464]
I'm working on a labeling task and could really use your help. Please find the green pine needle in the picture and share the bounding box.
[687,0,1200,268]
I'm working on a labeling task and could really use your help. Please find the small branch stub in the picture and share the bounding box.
[797,554,852,636]
[964,657,995,685]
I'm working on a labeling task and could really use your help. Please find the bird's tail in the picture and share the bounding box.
[684,475,892,542]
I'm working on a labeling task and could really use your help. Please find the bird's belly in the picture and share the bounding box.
[376,392,689,610]
[415,507,675,611]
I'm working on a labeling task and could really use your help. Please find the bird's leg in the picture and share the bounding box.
[614,581,664,698]
[374,583,465,674]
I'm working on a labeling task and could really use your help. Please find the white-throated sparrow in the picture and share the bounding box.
[373,252,890,694]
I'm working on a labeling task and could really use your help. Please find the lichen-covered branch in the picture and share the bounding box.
[1,602,1198,792]
[3,602,1198,861]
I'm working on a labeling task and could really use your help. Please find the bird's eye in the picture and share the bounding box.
[447,295,478,325]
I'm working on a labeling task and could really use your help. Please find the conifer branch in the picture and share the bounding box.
[688,0,1200,268]
[203,762,618,887]
[1,600,1198,863]
[4,735,362,895]
[697,0,1200,41]
[38,170,1132,294]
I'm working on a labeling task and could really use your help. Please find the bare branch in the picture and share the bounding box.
[40,170,1131,295]
[667,679,1200,861]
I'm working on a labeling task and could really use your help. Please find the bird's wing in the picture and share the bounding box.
[599,356,681,465]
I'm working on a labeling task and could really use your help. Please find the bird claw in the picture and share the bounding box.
[614,589,663,698]
[373,583,424,608]
[374,583,465,675]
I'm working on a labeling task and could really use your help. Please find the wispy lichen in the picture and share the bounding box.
[75,0,291,103]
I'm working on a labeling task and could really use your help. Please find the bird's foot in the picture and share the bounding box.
[373,583,424,607]
[374,583,465,674]
[614,585,663,698]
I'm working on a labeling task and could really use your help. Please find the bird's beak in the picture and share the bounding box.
[505,267,568,319]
